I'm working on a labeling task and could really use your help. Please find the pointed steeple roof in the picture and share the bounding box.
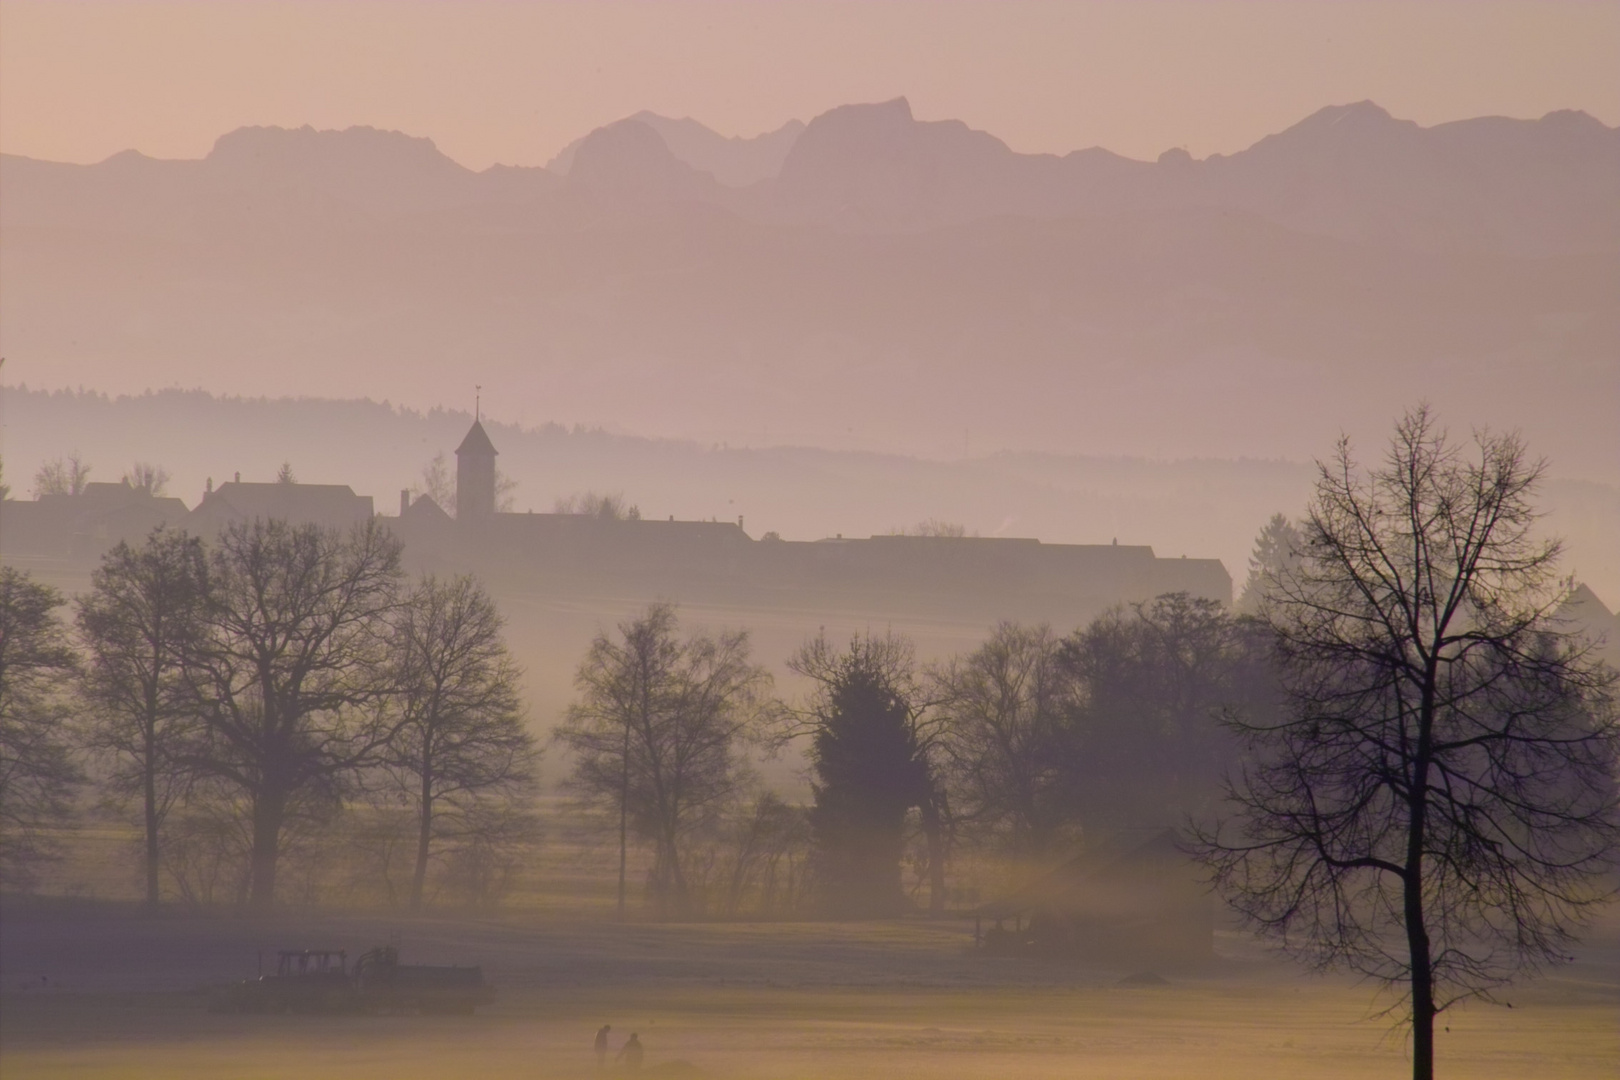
[456,419,498,457]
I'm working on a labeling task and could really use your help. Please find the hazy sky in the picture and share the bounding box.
[3,1,1616,169]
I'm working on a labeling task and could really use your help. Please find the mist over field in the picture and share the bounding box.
[4,4,1619,1079]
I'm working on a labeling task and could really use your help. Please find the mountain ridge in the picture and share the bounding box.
[5,98,1615,253]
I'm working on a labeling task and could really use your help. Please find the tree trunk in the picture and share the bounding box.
[410,764,433,911]
[143,724,160,907]
[248,788,285,910]
[1405,686,1438,1080]
[618,723,630,920]
[919,792,948,918]
[726,830,758,917]
[1405,868,1436,1080]
[662,830,690,918]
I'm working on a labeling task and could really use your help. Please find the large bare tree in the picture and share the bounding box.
[934,622,1074,857]
[384,574,537,910]
[1194,407,1619,1080]
[76,528,210,905]
[557,603,771,918]
[188,518,403,909]
[0,568,82,888]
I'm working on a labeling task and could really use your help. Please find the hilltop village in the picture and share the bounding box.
[2,418,1229,626]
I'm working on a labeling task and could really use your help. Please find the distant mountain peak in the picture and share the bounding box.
[1536,108,1613,132]
[1322,100,1394,123]
[800,97,918,139]
[568,119,683,176]
[831,96,914,120]
[549,112,805,186]
[1275,100,1412,137]
[775,97,1020,217]
[207,124,464,173]
[1238,100,1424,161]
[566,118,719,201]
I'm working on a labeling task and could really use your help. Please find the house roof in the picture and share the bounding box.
[195,481,373,530]
[455,420,498,458]
[401,494,453,524]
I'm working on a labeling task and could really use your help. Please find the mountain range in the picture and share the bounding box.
[2,99,1616,478]
[8,98,1617,253]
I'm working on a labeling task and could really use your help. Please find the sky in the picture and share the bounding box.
[2,0,1617,169]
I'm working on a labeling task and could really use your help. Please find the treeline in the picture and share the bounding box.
[1,520,537,910]
[554,591,1277,920]
[0,518,1276,917]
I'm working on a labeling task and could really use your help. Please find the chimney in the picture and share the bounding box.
[400,489,410,516]
[234,471,240,483]
[738,515,744,531]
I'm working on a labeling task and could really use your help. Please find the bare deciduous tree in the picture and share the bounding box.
[557,603,771,918]
[935,622,1074,857]
[0,568,83,888]
[717,791,812,917]
[187,518,403,908]
[494,468,518,513]
[122,462,171,497]
[889,520,970,537]
[76,528,209,905]
[32,452,91,497]
[413,453,456,514]
[431,800,542,910]
[553,491,640,520]
[1194,407,1620,1080]
[384,574,538,910]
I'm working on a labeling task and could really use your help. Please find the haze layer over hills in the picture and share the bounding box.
[2,99,1616,479]
[6,386,1618,609]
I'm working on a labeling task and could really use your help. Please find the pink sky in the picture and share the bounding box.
[3,1,1617,168]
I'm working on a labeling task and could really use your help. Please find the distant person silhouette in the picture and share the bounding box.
[616,1032,644,1071]
[594,1024,612,1069]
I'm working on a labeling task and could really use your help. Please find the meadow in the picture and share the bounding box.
[3,901,1615,1080]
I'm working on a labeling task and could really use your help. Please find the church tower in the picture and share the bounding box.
[455,418,498,521]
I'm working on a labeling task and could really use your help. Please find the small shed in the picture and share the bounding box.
[976,828,1213,965]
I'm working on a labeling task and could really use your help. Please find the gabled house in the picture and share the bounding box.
[0,481,189,559]
[189,480,374,536]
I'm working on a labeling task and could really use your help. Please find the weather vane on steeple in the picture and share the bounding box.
[475,385,482,422]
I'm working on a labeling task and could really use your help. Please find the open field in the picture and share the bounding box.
[3,903,1615,1080]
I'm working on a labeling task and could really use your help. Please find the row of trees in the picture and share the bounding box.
[0,519,537,910]
[556,590,1271,919]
